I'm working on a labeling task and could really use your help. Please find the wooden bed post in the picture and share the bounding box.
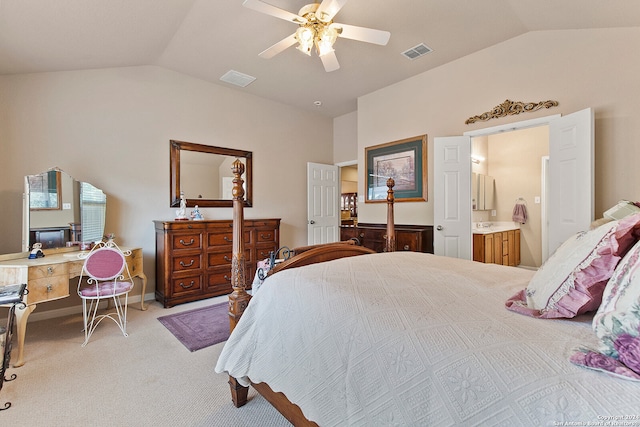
[227,158,250,408]
[386,177,396,252]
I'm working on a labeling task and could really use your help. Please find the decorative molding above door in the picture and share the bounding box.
[465,99,558,124]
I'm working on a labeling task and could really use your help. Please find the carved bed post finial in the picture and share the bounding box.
[386,178,396,253]
[228,159,251,334]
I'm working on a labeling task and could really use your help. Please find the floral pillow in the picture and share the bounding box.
[505,212,640,319]
[570,239,640,380]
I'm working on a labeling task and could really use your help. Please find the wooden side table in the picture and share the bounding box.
[0,283,27,410]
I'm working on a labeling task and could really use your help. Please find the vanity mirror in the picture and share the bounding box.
[22,168,106,251]
[170,140,253,208]
[472,173,495,211]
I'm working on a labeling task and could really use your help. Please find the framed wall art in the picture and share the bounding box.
[365,135,427,203]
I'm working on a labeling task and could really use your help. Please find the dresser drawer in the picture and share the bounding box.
[28,275,69,304]
[208,249,250,267]
[396,232,419,251]
[255,245,277,261]
[171,274,203,296]
[171,233,203,251]
[206,270,233,292]
[28,263,68,280]
[256,229,277,243]
[207,231,250,246]
[171,254,202,272]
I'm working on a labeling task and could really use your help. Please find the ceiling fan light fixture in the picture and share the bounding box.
[316,26,338,56]
[295,26,314,55]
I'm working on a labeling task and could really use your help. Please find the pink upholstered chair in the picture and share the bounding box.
[77,241,134,347]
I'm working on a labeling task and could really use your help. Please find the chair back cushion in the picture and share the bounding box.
[84,248,126,280]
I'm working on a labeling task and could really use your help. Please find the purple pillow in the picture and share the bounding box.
[570,239,640,380]
[506,213,640,319]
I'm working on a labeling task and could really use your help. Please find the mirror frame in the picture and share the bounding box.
[170,140,253,208]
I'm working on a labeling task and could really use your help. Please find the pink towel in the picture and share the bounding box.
[512,203,528,224]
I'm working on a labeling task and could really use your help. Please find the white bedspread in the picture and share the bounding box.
[215,252,640,426]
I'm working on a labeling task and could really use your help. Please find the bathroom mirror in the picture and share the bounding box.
[170,140,253,208]
[472,173,495,211]
[22,168,106,251]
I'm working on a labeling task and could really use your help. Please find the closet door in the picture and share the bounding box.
[433,136,472,259]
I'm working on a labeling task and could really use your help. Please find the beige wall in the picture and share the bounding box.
[333,111,357,164]
[356,28,640,225]
[0,66,332,312]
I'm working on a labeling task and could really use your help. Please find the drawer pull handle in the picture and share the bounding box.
[224,275,231,282]
[46,284,53,292]
[223,236,232,242]
[179,238,195,246]
[47,266,54,275]
[404,245,410,250]
[359,233,364,238]
[224,256,231,262]
[179,281,195,289]
[179,259,195,267]
[260,233,272,239]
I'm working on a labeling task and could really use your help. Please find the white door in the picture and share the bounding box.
[307,162,340,245]
[433,136,472,259]
[548,108,594,255]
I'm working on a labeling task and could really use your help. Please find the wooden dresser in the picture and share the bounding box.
[340,223,434,253]
[154,219,280,307]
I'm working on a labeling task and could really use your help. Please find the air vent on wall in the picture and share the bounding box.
[401,43,433,60]
[220,70,256,87]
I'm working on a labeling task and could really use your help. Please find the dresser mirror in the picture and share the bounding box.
[170,140,253,208]
[22,168,106,251]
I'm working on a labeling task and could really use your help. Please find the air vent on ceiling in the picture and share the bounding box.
[220,70,256,87]
[401,43,433,60]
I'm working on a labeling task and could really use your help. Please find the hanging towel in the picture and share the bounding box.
[512,202,528,224]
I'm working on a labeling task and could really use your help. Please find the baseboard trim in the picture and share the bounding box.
[28,292,156,322]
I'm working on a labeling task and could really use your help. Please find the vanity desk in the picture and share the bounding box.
[0,247,147,367]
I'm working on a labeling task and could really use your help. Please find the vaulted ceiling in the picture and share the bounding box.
[1,0,639,117]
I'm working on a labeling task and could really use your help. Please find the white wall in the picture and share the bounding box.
[0,65,333,310]
[357,28,640,225]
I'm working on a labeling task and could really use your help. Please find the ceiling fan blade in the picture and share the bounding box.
[242,0,307,24]
[316,0,348,22]
[259,33,298,59]
[332,23,390,45]
[320,50,340,72]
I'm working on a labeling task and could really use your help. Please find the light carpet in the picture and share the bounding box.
[0,295,290,426]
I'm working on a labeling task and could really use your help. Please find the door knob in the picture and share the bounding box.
[436,225,443,230]
[309,220,315,224]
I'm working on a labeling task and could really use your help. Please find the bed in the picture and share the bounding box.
[215,161,640,425]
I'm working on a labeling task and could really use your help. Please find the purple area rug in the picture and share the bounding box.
[157,302,230,352]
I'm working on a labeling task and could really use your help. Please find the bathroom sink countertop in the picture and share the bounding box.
[472,222,521,234]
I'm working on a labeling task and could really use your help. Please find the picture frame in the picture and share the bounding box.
[365,135,427,203]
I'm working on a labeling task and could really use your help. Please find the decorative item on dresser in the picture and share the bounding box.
[340,223,433,253]
[153,218,280,308]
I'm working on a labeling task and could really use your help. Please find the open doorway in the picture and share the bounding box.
[471,126,549,268]
[339,164,358,225]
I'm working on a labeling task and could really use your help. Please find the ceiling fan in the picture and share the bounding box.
[243,0,391,72]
